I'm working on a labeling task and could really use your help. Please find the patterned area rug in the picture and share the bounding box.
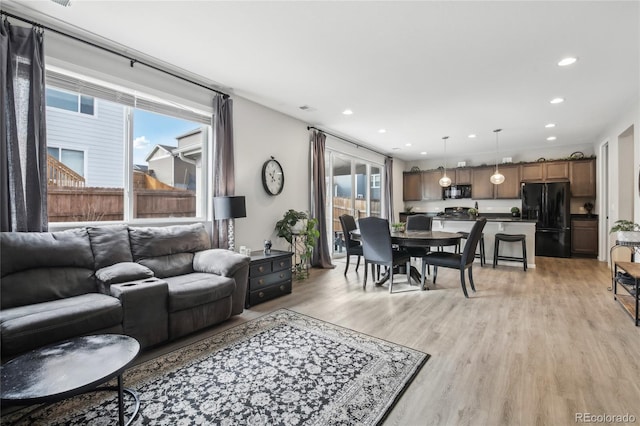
[2,309,429,425]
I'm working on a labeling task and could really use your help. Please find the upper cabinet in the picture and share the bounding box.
[403,157,596,201]
[495,165,521,199]
[544,161,570,181]
[454,168,472,185]
[569,159,596,198]
[422,170,443,200]
[402,172,422,201]
[520,161,569,182]
[471,166,495,199]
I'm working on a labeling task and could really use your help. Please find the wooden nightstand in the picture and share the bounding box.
[246,250,293,308]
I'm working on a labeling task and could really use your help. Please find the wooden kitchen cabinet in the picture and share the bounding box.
[520,161,569,182]
[403,172,422,201]
[520,162,544,182]
[454,168,472,185]
[570,159,596,198]
[571,218,598,257]
[495,165,521,199]
[544,161,570,180]
[471,166,495,199]
[422,170,443,200]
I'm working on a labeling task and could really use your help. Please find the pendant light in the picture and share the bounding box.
[439,136,452,187]
[490,129,505,185]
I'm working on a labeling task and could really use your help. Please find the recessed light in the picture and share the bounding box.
[405,143,412,147]
[550,97,565,104]
[468,134,476,138]
[558,57,578,66]
[545,123,556,128]
[342,109,353,115]
[420,151,427,155]
[547,136,557,141]
[378,129,386,134]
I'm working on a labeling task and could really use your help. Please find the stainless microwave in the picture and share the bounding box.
[442,185,472,199]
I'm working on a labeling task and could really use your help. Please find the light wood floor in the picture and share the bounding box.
[140,256,640,426]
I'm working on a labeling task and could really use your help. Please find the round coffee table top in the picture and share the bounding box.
[1,334,140,404]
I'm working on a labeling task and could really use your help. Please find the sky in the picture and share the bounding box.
[132,109,200,165]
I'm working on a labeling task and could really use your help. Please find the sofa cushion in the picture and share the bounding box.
[128,223,211,259]
[87,225,133,270]
[1,228,94,276]
[1,268,97,310]
[164,273,235,312]
[128,224,211,278]
[0,293,123,357]
[95,262,154,292]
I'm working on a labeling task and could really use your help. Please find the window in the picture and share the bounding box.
[46,88,95,115]
[45,70,211,224]
[47,147,85,177]
[371,174,381,189]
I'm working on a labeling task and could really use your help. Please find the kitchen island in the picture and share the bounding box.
[432,216,537,269]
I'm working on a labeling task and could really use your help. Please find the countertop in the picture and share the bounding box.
[431,216,538,223]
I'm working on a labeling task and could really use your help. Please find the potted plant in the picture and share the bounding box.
[391,222,406,232]
[275,210,319,280]
[583,202,594,218]
[467,208,478,218]
[610,220,640,243]
[510,206,520,217]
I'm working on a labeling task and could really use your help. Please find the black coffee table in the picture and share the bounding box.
[1,334,140,425]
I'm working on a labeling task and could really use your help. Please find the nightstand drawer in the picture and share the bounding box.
[248,281,292,306]
[246,250,294,308]
[250,269,292,290]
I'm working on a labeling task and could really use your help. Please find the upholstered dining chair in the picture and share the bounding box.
[405,215,433,274]
[422,217,487,298]
[339,214,363,275]
[358,217,412,293]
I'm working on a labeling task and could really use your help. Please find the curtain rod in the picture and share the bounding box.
[1,10,229,98]
[307,126,389,158]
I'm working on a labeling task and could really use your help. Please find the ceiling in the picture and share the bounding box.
[4,1,639,161]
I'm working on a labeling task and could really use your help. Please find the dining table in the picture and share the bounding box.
[350,228,463,290]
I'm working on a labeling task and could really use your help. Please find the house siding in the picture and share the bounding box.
[46,98,125,188]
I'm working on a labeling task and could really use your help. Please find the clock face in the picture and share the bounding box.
[262,159,284,195]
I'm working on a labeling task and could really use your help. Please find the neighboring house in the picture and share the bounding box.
[46,87,125,188]
[146,128,203,192]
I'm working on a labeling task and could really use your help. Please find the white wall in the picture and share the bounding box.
[232,97,310,252]
[596,100,639,262]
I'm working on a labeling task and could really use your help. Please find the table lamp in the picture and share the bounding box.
[213,196,246,251]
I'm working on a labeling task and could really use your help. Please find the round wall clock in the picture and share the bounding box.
[262,156,284,196]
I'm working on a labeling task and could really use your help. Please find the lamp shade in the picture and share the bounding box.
[213,196,246,220]
[490,170,505,185]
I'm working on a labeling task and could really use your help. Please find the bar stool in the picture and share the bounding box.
[493,233,527,271]
[457,232,486,266]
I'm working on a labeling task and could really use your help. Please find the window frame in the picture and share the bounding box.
[45,69,212,228]
[46,87,97,117]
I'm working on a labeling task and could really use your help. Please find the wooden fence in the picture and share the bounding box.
[332,197,381,233]
[48,187,195,222]
[47,155,85,188]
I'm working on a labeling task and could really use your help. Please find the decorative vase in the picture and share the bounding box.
[291,220,307,234]
[617,231,640,243]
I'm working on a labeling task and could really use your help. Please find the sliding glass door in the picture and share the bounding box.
[326,150,384,258]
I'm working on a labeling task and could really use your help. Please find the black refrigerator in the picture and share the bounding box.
[521,182,571,258]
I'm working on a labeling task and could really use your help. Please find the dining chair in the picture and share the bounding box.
[358,217,412,293]
[405,215,433,274]
[422,217,487,297]
[338,214,363,275]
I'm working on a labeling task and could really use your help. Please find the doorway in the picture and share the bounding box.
[325,150,384,259]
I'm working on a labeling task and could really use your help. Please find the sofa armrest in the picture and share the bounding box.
[193,249,250,315]
[110,278,169,348]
